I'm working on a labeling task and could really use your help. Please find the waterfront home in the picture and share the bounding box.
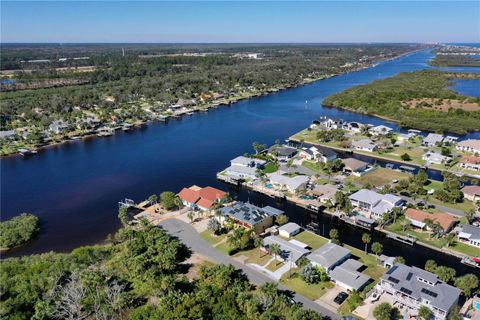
[457,224,480,248]
[48,120,69,134]
[316,146,338,163]
[298,147,317,161]
[397,133,414,144]
[456,139,480,155]
[230,156,266,168]
[307,184,338,205]
[269,146,297,161]
[458,155,480,172]
[278,222,302,238]
[178,185,226,210]
[422,133,444,147]
[422,151,452,165]
[308,242,351,273]
[319,117,345,130]
[345,121,363,133]
[405,208,457,234]
[349,189,404,220]
[444,136,459,144]
[262,235,309,264]
[267,171,309,193]
[341,158,372,177]
[0,130,15,140]
[369,125,394,136]
[329,259,371,291]
[218,202,283,234]
[407,129,422,136]
[461,185,480,202]
[351,138,378,152]
[376,264,461,320]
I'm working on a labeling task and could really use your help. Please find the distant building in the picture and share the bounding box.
[48,120,69,134]
[270,146,297,161]
[224,156,266,180]
[422,133,444,147]
[219,202,283,234]
[422,151,452,165]
[341,158,371,176]
[369,125,394,136]
[377,264,461,320]
[0,130,15,140]
[457,224,480,248]
[351,139,378,152]
[458,155,480,172]
[349,189,404,220]
[307,184,338,205]
[456,139,480,154]
[461,185,480,202]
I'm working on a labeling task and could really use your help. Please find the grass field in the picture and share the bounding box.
[200,230,228,246]
[265,260,285,272]
[263,161,279,173]
[449,241,480,257]
[348,167,410,187]
[293,231,329,250]
[236,247,273,266]
[280,268,334,300]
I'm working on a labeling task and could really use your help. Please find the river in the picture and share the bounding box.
[1,49,479,274]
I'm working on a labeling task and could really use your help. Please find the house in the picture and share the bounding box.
[345,122,363,133]
[422,151,452,165]
[316,146,338,163]
[219,202,283,234]
[267,172,309,193]
[349,189,404,220]
[351,139,378,152]
[307,184,338,205]
[307,242,351,273]
[422,133,444,147]
[177,185,226,210]
[405,208,457,233]
[270,146,297,161]
[48,120,69,134]
[458,155,480,172]
[377,264,461,320]
[341,158,372,177]
[0,130,15,140]
[369,125,394,136]
[457,225,480,248]
[456,139,480,154]
[278,222,302,238]
[319,117,345,130]
[407,129,422,136]
[397,133,412,144]
[262,235,309,264]
[461,185,480,202]
[299,147,317,161]
[230,156,266,168]
[329,259,371,291]
[444,136,458,144]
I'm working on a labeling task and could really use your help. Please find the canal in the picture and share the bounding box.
[1,49,479,274]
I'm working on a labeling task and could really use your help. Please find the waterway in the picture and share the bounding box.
[1,49,479,274]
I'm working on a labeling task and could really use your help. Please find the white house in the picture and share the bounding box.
[278,222,302,238]
[352,139,378,152]
[307,242,351,273]
[349,189,404,220]
[422,133,444,147]
[456,139,480,154]
[458,225,480,248]
[268,172,309,193]
[422,151,452,165]
[369,125,394,136]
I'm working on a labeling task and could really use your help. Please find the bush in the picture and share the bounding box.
[300,264,320,284]
[0,213,39,249]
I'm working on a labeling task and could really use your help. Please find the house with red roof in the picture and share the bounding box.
[177,185,227,210]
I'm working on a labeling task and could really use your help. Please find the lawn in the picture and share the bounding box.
[293,231,328,250]
[301,160,326,175]
[386,219,448,249]
[215,242,233,255]
[348,168,410,187]
[265,260,285,272]
[427,197,475,212]
[235,247,273,266]
[200,230,228,246]
[449,241,480,257]
[263,161,279,173]
[280,268,334,300]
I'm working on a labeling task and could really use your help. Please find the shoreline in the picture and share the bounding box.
[0,50,419,159]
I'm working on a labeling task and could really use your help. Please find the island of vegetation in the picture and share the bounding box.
[322,70,480,134]
[0,213,39,251]
[0,43,428,156]
[429,54,480,67]
[0,220,322,320]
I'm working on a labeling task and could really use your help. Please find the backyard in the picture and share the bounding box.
[347,167,411,188]
[280,268,334,300]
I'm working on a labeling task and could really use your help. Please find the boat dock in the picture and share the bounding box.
[386,233,417,246]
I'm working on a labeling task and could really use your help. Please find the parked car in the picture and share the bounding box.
[334,291,349,304]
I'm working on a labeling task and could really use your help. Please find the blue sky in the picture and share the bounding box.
[1,1,479,43]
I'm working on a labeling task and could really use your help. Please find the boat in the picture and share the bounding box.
[122,125,133,131]
[157,115,168,122]
[461,257,480,269]
[18,148,38,156]
[186,112,194,116]
[385,163,395,169]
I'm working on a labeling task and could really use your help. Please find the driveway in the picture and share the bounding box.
[317,285,345,313]
[158,218,340,320]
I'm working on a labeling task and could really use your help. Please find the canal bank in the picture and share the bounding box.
[2,49,479,274]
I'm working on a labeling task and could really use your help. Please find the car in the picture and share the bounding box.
[334,291,349,304]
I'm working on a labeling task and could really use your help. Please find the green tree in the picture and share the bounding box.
[329,228,340,245]
[373,302,393,320]
[207,218,221,235]
[300,264,320,284]
[454,274,479,297]
[393,256,406,264]
[425,260,437,273]
[160,191,180,210]
[269,243,281,263]
[418,305,433,320]
[187,211,194,223]
[275,214,289,226]
[465,209,475,224]
[434,266,456,283]
[401,153,411,161]
[148,194,158,204]
[0,213,39,249]
[362,233,371,254]
[371,242,383,256]
[118,207,129,227]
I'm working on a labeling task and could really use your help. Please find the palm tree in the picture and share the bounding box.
[214,210,223,226]
[269,243,281,264]
[401,219,410,232]
[362,233,372,254]
[187,211,194,223]
[371,242,383,257]
[444,233,456,248]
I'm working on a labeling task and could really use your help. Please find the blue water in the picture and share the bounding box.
[1,49,479,273]
[451,79,480,97]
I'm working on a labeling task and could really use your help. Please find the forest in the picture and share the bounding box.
[0,220,323,320]
[322,70,480,134]
[429,55,480,67]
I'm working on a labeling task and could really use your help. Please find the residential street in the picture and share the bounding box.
[158,218,341,320]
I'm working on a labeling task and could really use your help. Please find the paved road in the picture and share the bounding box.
[158,219,340,320]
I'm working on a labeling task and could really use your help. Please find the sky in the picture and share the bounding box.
[1,1,479,43]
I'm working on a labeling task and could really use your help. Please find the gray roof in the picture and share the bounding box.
[230,156,266,167]
[263,235,309,262]
[263,206,284,217]
[381,264,461,312]
[220,202,283,226]
[349,189,402,207]
[460,224,480,240]
[340,258,364,271]
[268,172,309,190]
[0,130,15,139]
[275,146,297,157]
[225,164,258,176]
[352,139,377,149]
[279,222,301,234]
[330,262,370,291]
[308,242,351,269]
[423,133,444,145]
[342,158,368,171]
